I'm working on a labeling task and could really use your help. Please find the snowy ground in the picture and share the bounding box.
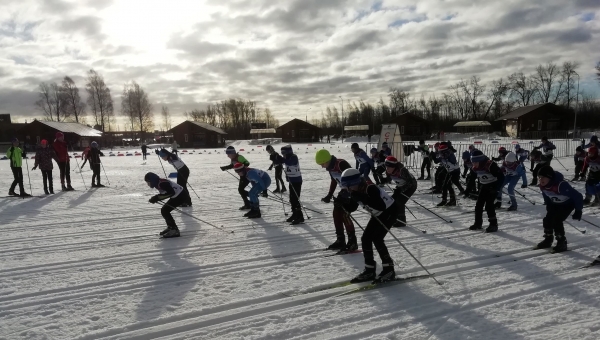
[1,140,600,340]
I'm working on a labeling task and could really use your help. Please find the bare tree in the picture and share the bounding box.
[508,72,538,107]
[482,78,509,119]
[35,82,68,121]
[595,61,600,84]
[121,81,154,133]
[62,76,86,123]
[35,82,55,121]
[161,105,172,131]
[560,61,580,109]
[86,69,114,132]
[533,62,564,103]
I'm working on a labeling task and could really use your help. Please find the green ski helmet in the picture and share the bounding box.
[315,149,332,165]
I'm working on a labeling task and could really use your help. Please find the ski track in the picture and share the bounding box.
[1,143,600,339]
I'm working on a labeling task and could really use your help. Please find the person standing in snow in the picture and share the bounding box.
[145,172,185,238]
[415,140,431,180]
[381,142,392,157]
[531,136,556,181]
[461,149,477,199]
[351,143,374,183]
[221,146,252,209]
[83,141,105,187]
[171,140,178,155]
[581,146,600,206]
[384,156,417,227]
[529,150,551,186]
[432,143,463,207]
[282,145,304,224]
[52,132,74,191]
[7,138,31,197]
[266,145,286,193]
[336,168,397,283]
[157,148,192,207]
[514,144,529,188]
[233,162,271,219]
[370,147,388,186]
[315,149,357,251]
[573,146,587,182]
[32,139,56,194]
[470,150,504,233]
[535,166,583,253]
[496,152,522,211]
[491,147,508,162]
[141,144,148,160]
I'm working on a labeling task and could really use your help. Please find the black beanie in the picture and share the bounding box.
[351,143,359,149]
[538,165,554,179]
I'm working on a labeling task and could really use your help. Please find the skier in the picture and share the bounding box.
[53,132,74,191]
[432,143,463,206]
[141,144,148,161]
[583,135,598,149]
[171,140,178,155]
[461,150,477,199]
[384,156,417,227]
[80,145,91,169]
[430,142,446,194]
[470,150,504,232]
[370,147,387,186]
[536,166,583,252]
[266,145,286,193]
[316,149,358,251]
[532,136,555,171]
[84,141,105,187]
[351,143,374,183]
[381,142,392,157]
[7,138,31,197]
[220,146,251,209]
[529,150,551,186]
[415,140,431,180]
[573,146,587,181]
[496,152,522,211]
[336,168,397,283]
[581,146,600,206]
[158,148,193,207]
[32,139,56,194]
[145,172,185,238]
[281,145,304,224]
[233,162,271,218]
[491,147,508,162]
[514,144,529,188]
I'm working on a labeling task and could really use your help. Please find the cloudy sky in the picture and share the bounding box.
[0,0,599,128]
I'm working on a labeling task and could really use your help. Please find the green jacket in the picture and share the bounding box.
[7,146,24,168]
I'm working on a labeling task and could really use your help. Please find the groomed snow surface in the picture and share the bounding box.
[2,140,600,340]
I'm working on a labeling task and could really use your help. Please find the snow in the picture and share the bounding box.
[1,140,600,340]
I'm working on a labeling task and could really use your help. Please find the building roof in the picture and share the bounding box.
[344,125,369,131]
[390,112,428,123]
[495,103,550,121]
[33,121,103,137]
[453,121,491,127]
[169,120,228,135]
[250,128,277,134]
[277,118,321,130]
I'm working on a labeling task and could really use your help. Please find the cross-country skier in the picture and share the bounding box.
[281,145,304,224]
[158,148,192,207]
[351,143,374,183]
[573,146,587,181]
[492,147,508,162]
[496,152,522,211]
[415,140,431,180]
[266,145,286,193]
[433,143,463,206]
[141,144,148,160]
[53,132,74,191]
[381,142,392,157]
[336,168,397,283]
[430,142,445,194]
[514,144,529,188]
[384,156,417,227]
[461,150,477,199]
[84,141,105,187]
[316,149,357,251]
[233,162,271,218]
[470,150,504,232]
[536,166,583,252]
[80,145,91,168]
[32,139,56,195]
[220,146,251,209]
[581,146,600,206]
[583,136,598,149]
[7,138,31,197]
[370,147,387,186]
[532,136,555,171]
[145,172,185,238]
[529,150,551,186]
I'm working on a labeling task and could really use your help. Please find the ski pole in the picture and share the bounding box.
[384,183,417,220]
[554,157,568,171]
[289,183,310,220]
[347,210,440,285]
[280,190,288,217]
[581,218,600,230]
[265,194,324,214]
[100,162,110,185]
[69,143,87,190]
[24,157,33,195]
[564,220,586,234]
[402,192,453,223]
[187,182,201,200]
[502,189,535,205]
[156,201,233,234]
[157,154,168,178]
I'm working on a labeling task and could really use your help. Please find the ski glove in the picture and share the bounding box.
[155,149,160,155]
[572,210,582,221]
[32,166,37,170]
[321,195,332,203]
[149,195,160,204]
[220,166,228,171]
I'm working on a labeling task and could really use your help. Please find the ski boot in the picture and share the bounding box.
[280,187,287,193]
[350,263,376,283]
[272,188,281,194]
[521,184,528,189]
[494,199,502,209]
[286,210,297,223]
[61,184,68,191]
[261,190,268,198]
[345,234,358,251]
[44,189,50,195]
[445,199,457,207]
[436,200,447,207]
[529,180,537,186]
[571,175,579,182]
[96,183,105,188]
[470,218,483,230]
[535,231,554,249]
[417,176,424,180]
[8,190,18,196]
[327,236,346,250]
[49,187,54,194]
[552,236,568,253]
[507,205,518,211]
[245,207,262,218]
[583,194,592,205]
[66,183,74,191]
[239,204,251,210]
[485,218,498,233]
[591,195,600,207]
[162,228,181,238]
[425,176,431,180]
[290,210,305,225]
[393,216,406,228]
[91,182,97,188]
[374,262,395,283]
[20,192,32,197]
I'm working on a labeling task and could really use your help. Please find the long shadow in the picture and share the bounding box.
[134,208,201,322]
[68,189,95,209]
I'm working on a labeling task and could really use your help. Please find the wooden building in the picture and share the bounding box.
[277,119,321,143]
[495,103,571,138]
[387,113,430,141]
[168,121,227,148]
[17,120,102,150]
[0,114,26,152]
[453,121,492,133]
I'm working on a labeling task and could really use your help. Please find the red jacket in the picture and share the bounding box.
[53,139,69,162]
